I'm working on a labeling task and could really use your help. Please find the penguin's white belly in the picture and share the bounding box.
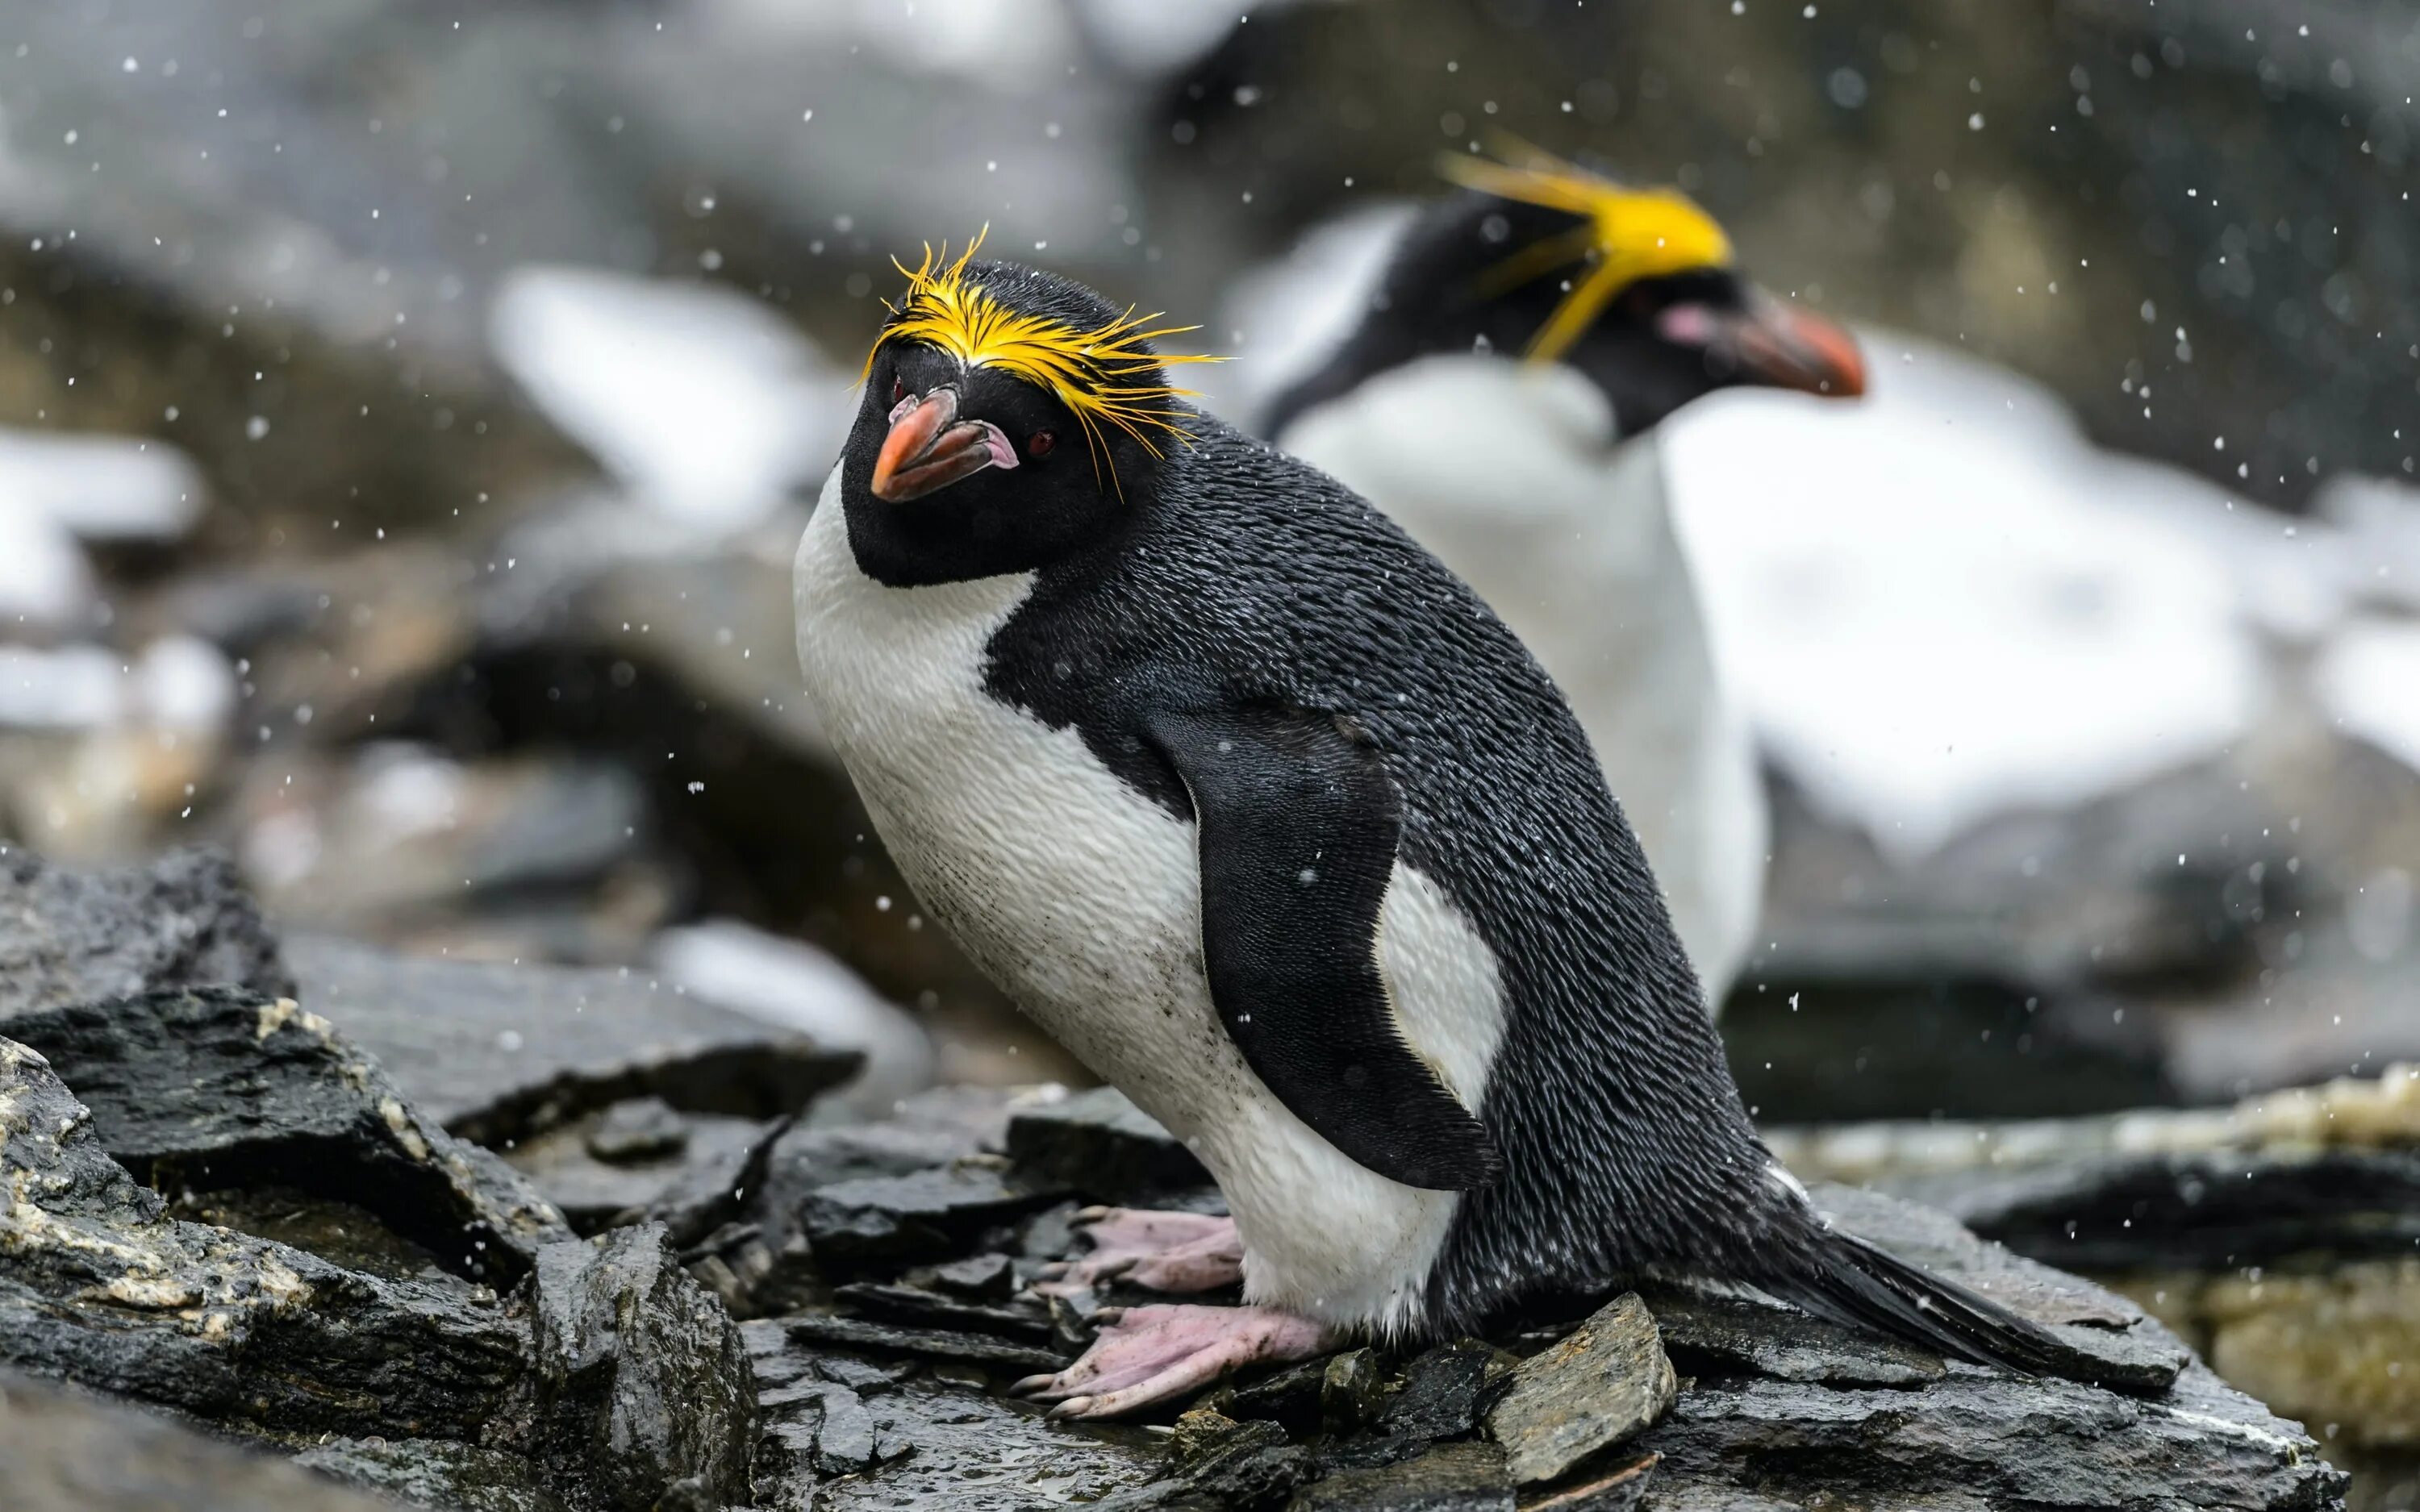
[792,471,1506,1335]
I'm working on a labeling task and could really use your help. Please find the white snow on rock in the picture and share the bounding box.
[651,918,935,1114]
[2314,617,2420,777]
[0,428,207,543]
[490,267,853,534]
[2315,472,2420,617]
[0,503,94,629]
[1663,335,2282,860]
[0,635,236,732]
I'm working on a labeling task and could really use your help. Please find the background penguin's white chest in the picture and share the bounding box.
[791,469,1508,1333]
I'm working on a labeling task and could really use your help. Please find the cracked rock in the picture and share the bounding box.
[1484,1293,1675,1485]
[0,847,292,1018]
[5,984,570,1285]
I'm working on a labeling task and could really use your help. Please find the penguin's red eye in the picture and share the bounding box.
[891,376,906,404]
[1028,430,1057,457]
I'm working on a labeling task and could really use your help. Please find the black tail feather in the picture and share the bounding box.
[1755,1223,2171,1396]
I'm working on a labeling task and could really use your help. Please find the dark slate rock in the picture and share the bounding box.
[1635,1283,1946,1387]
[6,985,570,1286]
[293,1438,573,1512]
[799,1163,1062,1268]
[525,1224,757,1512]
[1321,1348,1392,1435]
[0,848,292,1020]
[746,1322,1159,1511]
[1383,1343,1501,1442]
[1485,1294,1676,1485]
[286,935,862,1144]
[585,1096,690,1164]
[1890,1148,2420,1272]
[1637,1371,2342,1511]
[2,1370,403,1512]
[506,1107,768,1235]
[929,1251,1017,1299]
[1005,1085,1211,1202]
[834,1280,1058,1343]
[1221,1356,1333,1438]
[783,1311,1070,1374]
[0,1038,531,1442]
[1290,1440,1514,1511]
[1104,1415,1312,1511]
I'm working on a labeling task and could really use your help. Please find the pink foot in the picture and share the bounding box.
[1010,1303,1332,1420]
[1031,1206,1244,1296]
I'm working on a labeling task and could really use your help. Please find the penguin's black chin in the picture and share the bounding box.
[871,385,1021,502]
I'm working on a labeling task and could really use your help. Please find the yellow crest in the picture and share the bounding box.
[1437,142,1734,364]
[862,227,1220,495]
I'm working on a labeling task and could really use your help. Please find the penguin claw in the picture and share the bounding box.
[1009,1373,1056,1396]
[1094,1306,1127,1325]
[1013,1303,1333,1420]
[1074,1205,1112,1223]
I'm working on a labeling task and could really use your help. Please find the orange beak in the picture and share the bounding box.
[870,386,1020,502]
[1662,296,1867,399]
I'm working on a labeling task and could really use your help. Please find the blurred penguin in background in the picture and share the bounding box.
[1260,146,1867,1010]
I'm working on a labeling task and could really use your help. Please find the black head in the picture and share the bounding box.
[839,247,1213,587]
[1263,150,1866,439]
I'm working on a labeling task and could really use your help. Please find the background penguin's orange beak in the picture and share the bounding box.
[1661,296,1868,398]
[870,387,1019,502]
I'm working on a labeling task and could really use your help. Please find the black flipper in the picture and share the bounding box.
[1755,1214,2176,1395]
[1143,702,1502,1192]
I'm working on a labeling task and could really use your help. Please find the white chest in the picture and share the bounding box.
[791,468,1508,1332]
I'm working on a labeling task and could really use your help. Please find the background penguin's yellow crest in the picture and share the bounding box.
[1438,144,1736,364]
[862,227,1221,496]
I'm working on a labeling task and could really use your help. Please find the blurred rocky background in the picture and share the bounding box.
[2,0,2418,1502]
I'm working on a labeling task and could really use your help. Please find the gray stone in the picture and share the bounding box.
[0,848,291,1019]
[1005,1085,1211,1202]
[833,1280,1058,1343]
[782,1311,1070,1375]
[929,1251,1017,1299]
[1383,1342,1504,1442]
[506,1107,767,1234]
[287,935,862,1146]
[583,1095,690,1164]
[0,1038,532,1442]
[5,984,571,1286]
[1289,1440,1513,1511]
[799,1163,1062,1268]
[1484,1293,1676,1485]
[293,1439,573,1512]
[1,1370,405,1512]
[525,1224,757,1512]
[745,1321,1159,1511]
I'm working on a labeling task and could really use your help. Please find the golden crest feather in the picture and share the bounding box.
[862,227,1220,494]
[1438,140,1735,363]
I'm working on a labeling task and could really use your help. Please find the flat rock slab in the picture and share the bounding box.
[2,1371,404,1512]
[1292,1440,1515,1510]
[1004,1085,1211,1202]
[0,847,291,1018]
[1487,1293,1677,1485]
[294,1439,574,1512]
[5,984,570,1285]
[286,934,862,1144]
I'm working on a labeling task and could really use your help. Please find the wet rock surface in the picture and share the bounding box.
[288,934,862,1146]
[0,853,2359,1510]
[0,847,292,1018]
[4,983,570,1285]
